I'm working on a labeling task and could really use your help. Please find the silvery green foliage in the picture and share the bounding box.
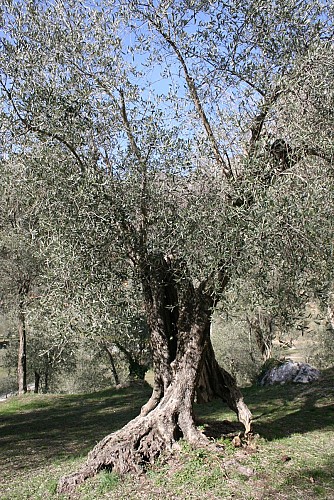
[0,0,333,360]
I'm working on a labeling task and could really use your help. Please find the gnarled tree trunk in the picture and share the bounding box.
[58,255,251,494]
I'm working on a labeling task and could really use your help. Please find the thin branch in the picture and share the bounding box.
[119,89,143,164]
[192,51,266,98]
[1,82,86,172]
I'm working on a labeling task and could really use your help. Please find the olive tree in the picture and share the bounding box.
[0,152,44,394]
[1,0,333,492]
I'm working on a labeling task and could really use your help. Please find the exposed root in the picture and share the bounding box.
[57,338,252,494]
[197,340,253,434]
[235,397,253,435]
[57,406,199,494]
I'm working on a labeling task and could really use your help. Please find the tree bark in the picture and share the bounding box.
[58,254,252,494]
[328,291,334,331]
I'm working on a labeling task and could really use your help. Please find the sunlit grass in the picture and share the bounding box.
[0,370,333,499]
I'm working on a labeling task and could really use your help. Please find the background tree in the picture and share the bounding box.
[0,152,44,394]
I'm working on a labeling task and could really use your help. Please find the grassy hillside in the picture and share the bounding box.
[0,371,333,499]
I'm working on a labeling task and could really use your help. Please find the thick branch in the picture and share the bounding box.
[1,82,85,171]
[119,90,143,164]
[142,15,231,178]
[248,88,283,155]
[119,90,148,246]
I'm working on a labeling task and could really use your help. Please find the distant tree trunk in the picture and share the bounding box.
[247,312,274,362]
[255,329,273,361]
[103,343,120,386]
[17,294,27,395]
[58,254,252,494]
[114,341,148,381]
[44,370,49,393]
[34,371,40,393]
[328,291,334,331]
[129,361,147,380]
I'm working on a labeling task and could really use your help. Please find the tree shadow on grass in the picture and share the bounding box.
[253,398,334,441]
[249,366,334,441]
[196,366,334,442]
[0,382,152,477]
[279,456,334,497]
[1,368,333,482]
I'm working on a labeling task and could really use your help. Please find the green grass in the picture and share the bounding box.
[0,370,334,499]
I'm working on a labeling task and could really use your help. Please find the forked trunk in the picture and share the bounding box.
[58,255,252,494]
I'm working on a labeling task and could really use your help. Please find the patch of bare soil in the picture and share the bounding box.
[198,418,244,440]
